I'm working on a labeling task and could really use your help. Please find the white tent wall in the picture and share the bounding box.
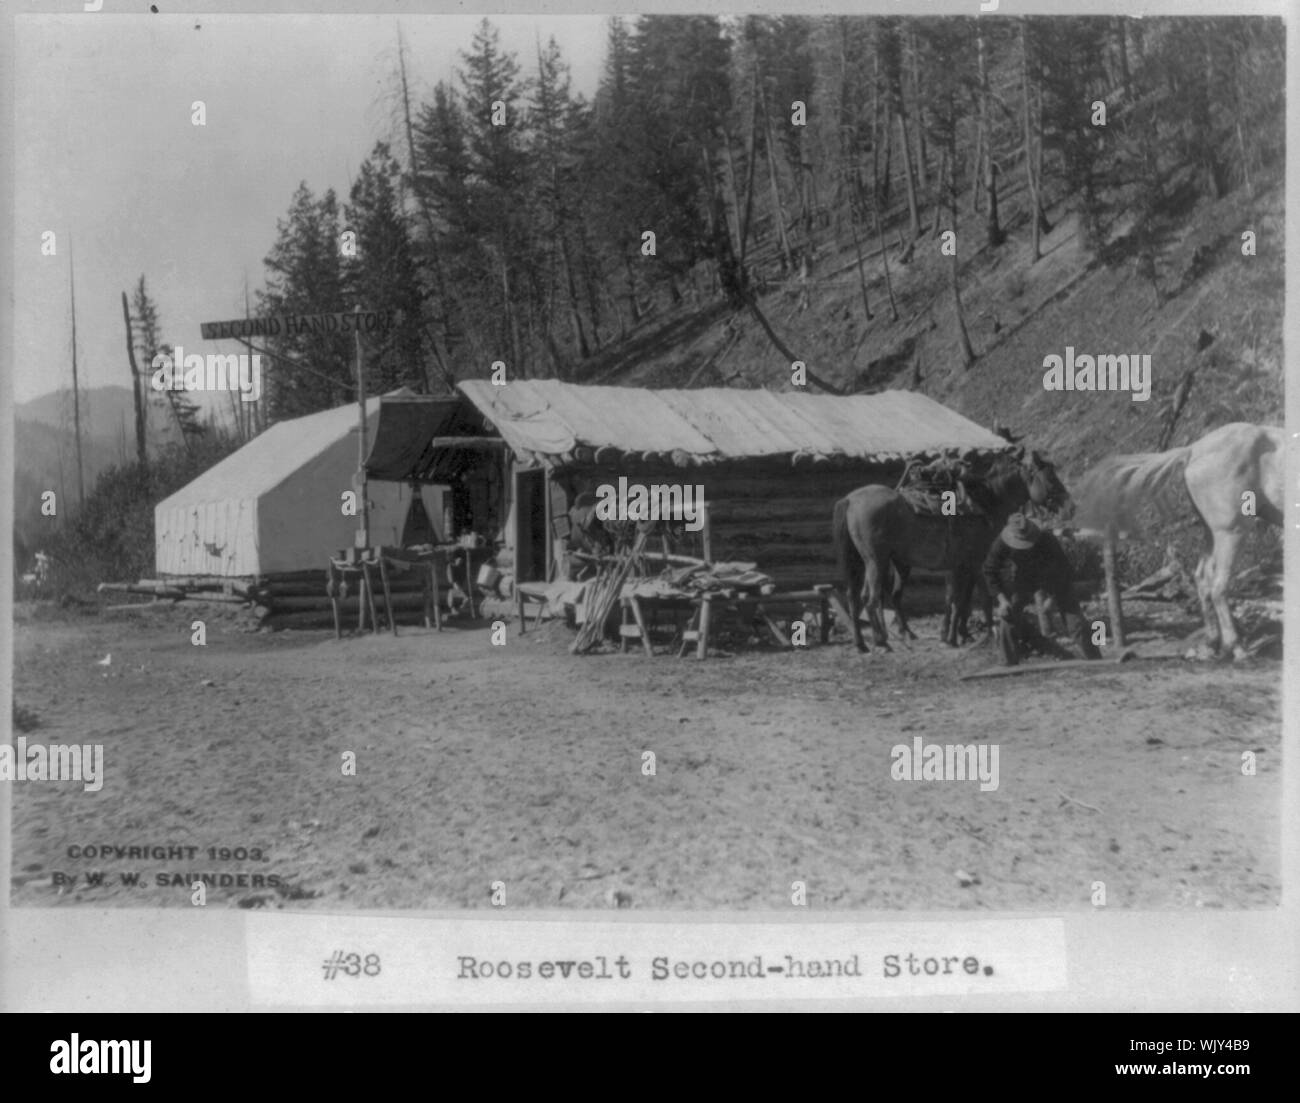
[155,495,260,577]
[155,396,445,578]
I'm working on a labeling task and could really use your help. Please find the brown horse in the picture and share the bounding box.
[832,449,1069,652]
[1073,422,1283,660]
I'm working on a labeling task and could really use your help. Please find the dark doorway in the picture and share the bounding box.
[513,468,548,582]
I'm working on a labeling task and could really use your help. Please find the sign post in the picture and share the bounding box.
[353,306,369,550]
[199,308,394,555]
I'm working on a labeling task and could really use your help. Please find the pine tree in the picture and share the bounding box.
[259,183,351,419]
[343,142,428,393]
[131,276,204,450]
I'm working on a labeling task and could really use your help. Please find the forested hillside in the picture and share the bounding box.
[247,14,1284,439]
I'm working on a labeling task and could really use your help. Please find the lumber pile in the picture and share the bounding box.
[572,530,649,654]
[101,561,442,632]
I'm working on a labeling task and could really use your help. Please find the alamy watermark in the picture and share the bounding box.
[152,346,262,403]
[1042,347,1151,402]
[50,1034,150,1083]
[890,738,1000,792]
[0,738,103,792]
[593,478,705,531]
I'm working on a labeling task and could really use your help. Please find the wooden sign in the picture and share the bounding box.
[200,310,394,341]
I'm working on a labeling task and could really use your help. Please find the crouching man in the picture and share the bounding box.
[982,513,1101,666]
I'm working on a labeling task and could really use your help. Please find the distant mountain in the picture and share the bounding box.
[12,385,188,547]
[16,385,184,449]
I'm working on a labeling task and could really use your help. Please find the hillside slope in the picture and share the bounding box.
[591,179,1282,487]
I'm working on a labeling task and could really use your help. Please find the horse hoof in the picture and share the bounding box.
[1231,646,1250,662]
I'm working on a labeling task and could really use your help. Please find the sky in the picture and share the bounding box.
[12,12,610,409]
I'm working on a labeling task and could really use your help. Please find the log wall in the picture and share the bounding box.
[554,461,905,591]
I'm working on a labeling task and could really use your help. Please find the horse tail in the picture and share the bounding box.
[1073,445,1192,534]
[832,496,855,574]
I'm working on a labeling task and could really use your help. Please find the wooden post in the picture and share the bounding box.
[328,560,341,640]
[354,307,370,549]
[378,555,397,635]
[701,501,713,565]
[815,585,832,645]
[429,562,442,631]
[696,593,713,660]
[1103,525,1126,648]
[630,595,654,657]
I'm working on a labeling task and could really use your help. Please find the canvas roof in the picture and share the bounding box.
[158,397,383,506]
[455,379,1011,467]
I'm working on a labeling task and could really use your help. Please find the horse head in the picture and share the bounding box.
[1021,449,1071,514]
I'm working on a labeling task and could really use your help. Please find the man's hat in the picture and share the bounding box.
[1001,512,1041,550]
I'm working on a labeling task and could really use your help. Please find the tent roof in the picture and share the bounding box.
[363,393,482,482]
[156,397,383,508]
[456,379,1011,468]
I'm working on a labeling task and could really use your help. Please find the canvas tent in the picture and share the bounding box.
[155,396,444,578]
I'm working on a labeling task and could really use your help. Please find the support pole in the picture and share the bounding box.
[354,306,370,550]
[696,593,713,661]
[1103,525,1126,648]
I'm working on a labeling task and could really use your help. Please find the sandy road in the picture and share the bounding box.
[8,605,1280,911]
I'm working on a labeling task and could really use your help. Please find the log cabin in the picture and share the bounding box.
[364,380,1014,591]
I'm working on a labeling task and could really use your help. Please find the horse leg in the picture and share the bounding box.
[955,571,978,644]
[1208,529,1246,660]
[863,551,891,649]
[1190,544,1220,658]
[845,543,869,654]
[889,561,917,641]
[940,573,959,646]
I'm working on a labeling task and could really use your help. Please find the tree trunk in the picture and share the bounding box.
[930,149,948,238]
[760,82,795,273]
[894,80,921,242]
[978,25,1005,246]
[871,35,890,207]
[1115,16,1131,100]
[558,230,590,360]
[849,203,872,321]
[739,69,760,269]
[1021,21,1041,264]
[874,192,899,321]
[948,100,975,370]
[623,255,641,325]
[121,291,147,466]
[909,27,928,196]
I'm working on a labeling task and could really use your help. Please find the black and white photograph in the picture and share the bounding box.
[2,1,1293,1013]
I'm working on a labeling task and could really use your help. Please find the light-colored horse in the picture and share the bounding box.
[1073,423,1283,660]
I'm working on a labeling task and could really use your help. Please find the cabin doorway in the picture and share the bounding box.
[513,468,548,583]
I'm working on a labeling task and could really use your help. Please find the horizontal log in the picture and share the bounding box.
[709,497,847,524]
[262,593,431,613]
[256,570,330,584]
[98,581,182,597]
[263,607,433,630]
[250,584,330,599]
[710,519,839,544]
[156,576,254,593]
[257,576,430,596]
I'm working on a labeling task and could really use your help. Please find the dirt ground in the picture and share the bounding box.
[7,600,1281,911]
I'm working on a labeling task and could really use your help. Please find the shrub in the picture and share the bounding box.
[43,433,241,598]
